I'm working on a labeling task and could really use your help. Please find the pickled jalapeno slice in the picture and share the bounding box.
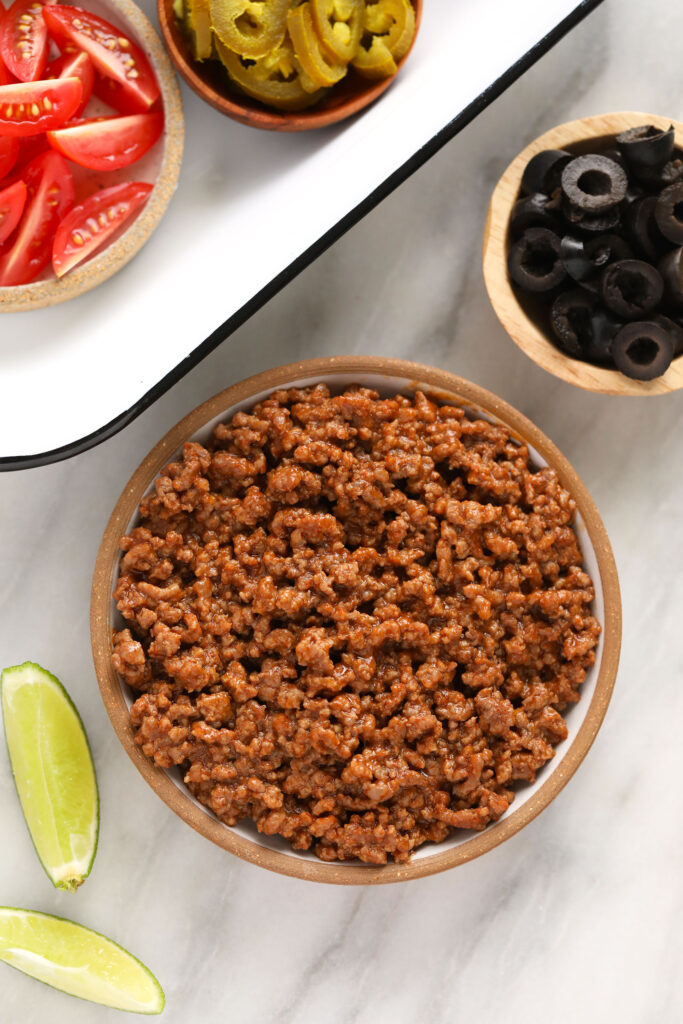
[216,36,325,110]
[185,0,213,60]
[351,34,396,79]
[363,0,415,61]
[287,2,347,88]
[209,0,290,59]
[310,0,364,63]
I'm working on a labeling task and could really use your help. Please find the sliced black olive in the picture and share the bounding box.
[550,288,598,357]
[509,193,560,237]
[657,157,683,188]
[624,180,647,205]
[601,259,663,319]
[586,309,622,365]
[561,154,628,213]
[658,247,683,307]
[611,320,674,380]
[573,206,622,234]
[624,196,665,260]
[521,149,572,196]
[561,196,622,232]
[632,155,683,190]
[561,235,593,283]
[616,124,675,175]
[588,233,633,266]
[652,314,683,357]
[600,147,627,170]
[654,181,683,244]
[508,227,566,293]
[545,187,563,215]
[670,314,683,353]
[561,233,633,288]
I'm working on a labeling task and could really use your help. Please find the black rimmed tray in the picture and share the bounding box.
[0,0,603,470]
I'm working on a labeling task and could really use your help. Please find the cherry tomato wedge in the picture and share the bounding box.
[47,110,163,170]
[0,149,73,286]
[0,179,27,243]
[0,50,17,85]
[43,6,160,112]
[91,70,155,115]
[52,179,152,277]
[14,129,49,171]
[0,76,82,136]
[0,0,51,83]
[46,50,93,116]
[0,135,20,178]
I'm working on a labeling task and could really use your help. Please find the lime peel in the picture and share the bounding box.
[0,908,164,1014]
[1,662,99,892]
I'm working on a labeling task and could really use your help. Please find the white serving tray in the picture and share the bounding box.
[0,0,602,469]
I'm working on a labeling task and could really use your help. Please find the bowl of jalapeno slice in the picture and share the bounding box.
[158,0,421,131]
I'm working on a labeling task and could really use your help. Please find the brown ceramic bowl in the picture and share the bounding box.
[91,356,621,884]
[157,0,422,131]
[0,0,184,314]
[483,112,683,396]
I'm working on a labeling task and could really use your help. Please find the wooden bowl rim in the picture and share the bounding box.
[156,0,422,132]
[91,355,622,885]
[482,111,683,395]
[0,0,184,314]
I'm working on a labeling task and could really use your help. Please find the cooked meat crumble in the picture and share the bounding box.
[112,385,600,864]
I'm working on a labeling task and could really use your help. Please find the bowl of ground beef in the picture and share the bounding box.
[91,357,621,884]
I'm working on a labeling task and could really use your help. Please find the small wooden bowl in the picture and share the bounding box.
[157,0,422,131]
[483,112,683,395]
[91,356,621,885]
[0,0,184,314]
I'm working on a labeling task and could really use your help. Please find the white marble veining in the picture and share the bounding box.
[1,0,682,1020]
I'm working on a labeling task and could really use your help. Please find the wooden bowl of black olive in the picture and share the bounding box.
[483,112,683,395]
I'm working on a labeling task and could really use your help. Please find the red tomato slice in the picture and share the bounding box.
[91,70,156,116]
[0,179,27,243]
[0,50,17,85]
[14,129,48,169]
[43,6,159,112]
[0,76,82,136]
[0,0,51,83]
[47,110,163,170]
[0,149,72,286]
[52,179,152,277]
[46,49,93,116]
[0,134,19,178]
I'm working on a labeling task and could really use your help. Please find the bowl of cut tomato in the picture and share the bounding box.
[0,0,184,311]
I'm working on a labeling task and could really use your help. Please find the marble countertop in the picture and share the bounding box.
[1,0,682,1020]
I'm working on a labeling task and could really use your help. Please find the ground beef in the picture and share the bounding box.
[112,385,600,865]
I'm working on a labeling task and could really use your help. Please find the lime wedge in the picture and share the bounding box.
[0,908,164,1013]
[1,663,99,893]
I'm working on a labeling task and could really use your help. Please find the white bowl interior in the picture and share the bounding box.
[111,373,605,865]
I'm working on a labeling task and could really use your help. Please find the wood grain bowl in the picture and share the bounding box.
[157,0,422,131]
[0,0,184,314]
[91,356,621,885]
[482,112,683,396]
